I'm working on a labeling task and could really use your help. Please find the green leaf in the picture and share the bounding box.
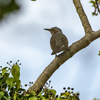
[3,96,10,100]
[0,82,2,85]
[89,0,95,4]
[0,91,4,99]
[0,73,2,78]
[62,92,70,97]
[3,73,10,80]
[38,92,44,99]
[28,97,37,100]
[6,77,14,89]
[56,98,60,100]
[31,91,37,96]
[26,93,30,97]
[13,91,17,100]
[2,67,8,76]
[16,80,21,90]
[11,64,20,81]
[48,89,56,97]
[42,98,49,100]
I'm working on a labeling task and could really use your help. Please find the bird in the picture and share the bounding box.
[44,27,68,56]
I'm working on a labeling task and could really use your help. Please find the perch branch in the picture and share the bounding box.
[28,0,100,94]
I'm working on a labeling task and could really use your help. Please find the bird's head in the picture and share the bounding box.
[44,27,62,35]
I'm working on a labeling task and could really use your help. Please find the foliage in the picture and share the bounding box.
[0,60,22,100]
[98,51,100,56]
[40,81,80,100]
[89,0,100,15]
[0,61,80,100]
[94,98,100,100]
[31,0,36,1]
[0,0,37,21]
[0,0,20,21]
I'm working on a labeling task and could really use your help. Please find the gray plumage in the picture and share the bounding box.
[44,27,68,55]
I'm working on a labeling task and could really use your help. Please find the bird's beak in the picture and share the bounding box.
[44,28,50,31]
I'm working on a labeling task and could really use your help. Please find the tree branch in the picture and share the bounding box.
[73,0,92,34]
[28,0,100,94]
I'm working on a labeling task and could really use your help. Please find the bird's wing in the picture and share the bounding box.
[61,35,68,49]
[51,45,61,55]
[50,38,56,51]
[50,37,62,55]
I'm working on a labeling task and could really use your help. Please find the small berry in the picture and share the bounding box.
[77,93,80,95]
[68,91,70,93]
[60,93,64,95]
[10,61,12,63]
[51,86,53,88]
[49,80,51,83]
[29,82,33,84]
[63,87,66,90]
[0,66,2,68]
[31,82,33,84]
[29,82,31,84]
[71,91,73,94]
[46,82,48,84]
[67,87,70,90]
[71,88,74,90]
[73,93,75,96]
[24,84,27,87]
[56,95,59,98]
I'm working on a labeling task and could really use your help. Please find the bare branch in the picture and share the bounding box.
[73,0,93,34]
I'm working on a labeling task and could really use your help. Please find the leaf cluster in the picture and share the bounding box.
[0,61,80,100]
[0,60,22,100]
[90,0,100,15]
[37,81,80,100]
